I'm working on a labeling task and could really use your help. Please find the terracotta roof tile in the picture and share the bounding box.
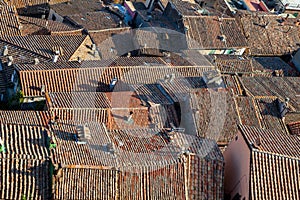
[240,77,300,111]
[238,12,300,56]
[50,119,224,199]
[183,16,247,49]
[0,124,49,159]
[0,110,49,127]
[255,97,287,133]
[250,151,300,200]
[184,88,240,144]
[0,158,51,200]
[66,11,126,31]
[5,0,48,8]
[19,16,82,35]
[235,96,262,128]
[240,125,300,158]
[48,92,111,108]
[53,168,118,200]
[0,5,22,36]
[254,57,299,76]
[50,0,103,16]
[1,35,89,61]
[287,121,300,136]
[0,39,50,67]
[16,61,213,96]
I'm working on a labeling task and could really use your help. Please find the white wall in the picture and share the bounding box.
[224,131,251,200]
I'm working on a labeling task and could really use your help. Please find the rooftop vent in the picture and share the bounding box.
[34,58,39,65]
[7,56,13,66]
[75,124,92,144]
[40,85,45,95]
[170,122,185,133]
[91,44,96,51]
[202,70,225,88]
[184,25,189,32]
[52,54,59,63]
[2,46,8,56]
[109,77,118,91]
[278,97,289,118]
[255,137,261,146]
[77,57,82,63]
[218,35,226,42]
[125,111,134,124]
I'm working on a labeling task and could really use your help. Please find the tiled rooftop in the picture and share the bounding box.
[1,35,89,61]
[0,110,49,127]
[182,88,240,145]
[0,124,49,159]
[0,5,22,36]
[239,77,300,111]
[236,125,300,199]
[237,11,300,56]
[50,0,103,16]
[0,158,52,200]
[19,16,82,35]
[66,11,126,31]
[16,60,214,96]
[239,125,300,158]
[47,92,111,109]
[183,16,247,49]
[50,120,224,199]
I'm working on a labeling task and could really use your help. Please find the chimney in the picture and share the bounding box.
[218,35,226,42]
[255,137,261,146]
[109,77,118,91]
[7,56,13,66]
[18,25,22,30]
[34,58,39,65]
[52,50,59,63]
[278,97,289,118]
[127,52,131,57]
[2,46,8,56]
[170,73,175,82]
[40,85,45,95]
[77,57,82,63]
[91,44,96,51]
[125,111,134,124]
[52,54,59,63]
[184,25,189,32]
